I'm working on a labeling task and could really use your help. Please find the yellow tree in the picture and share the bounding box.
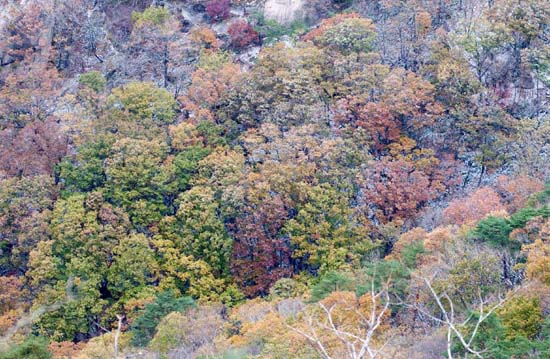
[288,288,392,359]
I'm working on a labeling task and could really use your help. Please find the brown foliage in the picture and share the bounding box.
[495,175,544,213]
[361,155,444,222]
[0,3,45,65]
[442,187,506,225]
[0,119,68,177]
[49,341,85,359]
[190,27,221,49]
[0,276,22,314]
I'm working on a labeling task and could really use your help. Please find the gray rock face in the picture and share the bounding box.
[263,0,304,25]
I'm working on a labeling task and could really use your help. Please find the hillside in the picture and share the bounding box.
[0,0,549,358]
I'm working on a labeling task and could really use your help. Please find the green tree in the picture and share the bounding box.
[107,82,177,139]
[172,146,211,191]
[79,71,106,93]
[0,337,51,359]
[104,138,176,229]
[283,184,374,274]
[130,291,194,347]
[107,233,159,301]
[174,186,232,277]
[309,271,354,302]
[56,138,112,195]
[498,297,544,340]
[454,313,550,359]
[472,216,512,247]
[27,193,132,341]
[0,175,56,273]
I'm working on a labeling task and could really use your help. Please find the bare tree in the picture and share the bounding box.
[287,280,393,359]
[114,314,124,359]
[409,273,513,359]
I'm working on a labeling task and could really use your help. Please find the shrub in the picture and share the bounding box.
[79,71,106,92]
[249,12,307,44]
[228,20,259,49]
[206,0,231,23]
[190,27,221,49]
[0,337,51,359]
[131,6,169,27]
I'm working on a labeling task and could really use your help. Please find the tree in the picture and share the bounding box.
[181,60,241,124]
[26,192,132,341]
[106,234,159,300]
[56,138,113,195]
[0,3,44,66]
[130,291,194,347]
[522,227,550,286]
[218,43,327,128]
[230,196,292,297]
[308,271,355,303]
[0,175,56,273]
[409,273,511,359]
[283,184,374,274]
[104,138,175,229]
[498,297,543,340]
[206,0,231,23]
[495,175,544,213]
[288,288,391,359]
[149,305,224,356]
[0,336,51,359]
[126,7,193,89]
[0,276,23,335]
[443,187,507,225]
[360,155,443,222]
[106,82,178,139]
[228,20,260,49]
[172,146,212,192]
[452,314,550,358]
[79,71,106,93]
[0,119,68,178]
[174,186,232,277]
[0,62,63,130]
[303,13,375,54]
[317,17,376,54]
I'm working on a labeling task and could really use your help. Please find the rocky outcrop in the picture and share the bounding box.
[264,0,304,25]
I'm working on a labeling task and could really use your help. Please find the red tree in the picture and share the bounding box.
[361,156,443,222]
[228,20,259,49]
[206,0,231,23]
[230,195,292,297]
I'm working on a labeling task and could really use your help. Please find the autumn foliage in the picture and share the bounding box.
[228,20,260,49]
[205,0,231,23]
[443,187,507,225]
